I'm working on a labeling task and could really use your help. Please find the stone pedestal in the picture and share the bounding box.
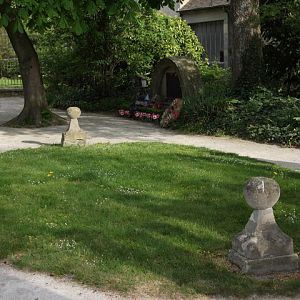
[229,177,299,275]
[61,107,87,146]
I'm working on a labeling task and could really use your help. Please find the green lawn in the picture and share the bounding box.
[0,143,299,297]
[0,77,22,88]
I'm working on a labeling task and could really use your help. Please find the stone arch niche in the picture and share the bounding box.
[151,57,201,103]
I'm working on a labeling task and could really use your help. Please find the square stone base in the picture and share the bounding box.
[229,250,299,275]
[61,132,87,147]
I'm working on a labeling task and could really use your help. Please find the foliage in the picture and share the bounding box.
[173,67,232,135]
[200,64,231,83]
[0,28,15,59]
[0,0,177,34]
[232,88,300,145]
[47,85,133,112]
[0,0,178,125]
[260,0,300,96]
[38,10,205,110]
[171,1,300,145]
[0,143,300,297]
[0,28,20,80]
[0,59,20,79]
[114,10,205,77]
[175,86,300,147]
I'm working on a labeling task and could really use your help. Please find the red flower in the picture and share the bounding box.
[172,111,180,118]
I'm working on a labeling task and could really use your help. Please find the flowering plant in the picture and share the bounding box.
[160,98,183,128]
[118,107,162,122]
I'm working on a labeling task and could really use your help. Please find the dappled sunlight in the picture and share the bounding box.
[0,97,300,171]
[0,143,299,296]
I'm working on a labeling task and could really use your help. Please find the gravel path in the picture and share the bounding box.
[0,97,299,171]
[0,97,299,300]
[0,263,123,300]
[0,98,300,171]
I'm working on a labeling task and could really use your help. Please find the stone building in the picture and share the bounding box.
[162,0,230,67]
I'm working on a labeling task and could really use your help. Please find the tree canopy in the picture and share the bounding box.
[0,0,177,33]
[0,0,177,126]
[261,0,300,95]
[37,9,205,106]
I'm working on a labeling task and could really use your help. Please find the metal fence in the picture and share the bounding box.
[0,29,22,89]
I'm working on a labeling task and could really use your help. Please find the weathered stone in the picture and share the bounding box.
[229,177,299,275]
[61,107,87,147]
[244,177,280,210]
[151,56,202,100]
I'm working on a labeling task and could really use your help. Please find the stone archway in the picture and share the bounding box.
[151,56,202,102]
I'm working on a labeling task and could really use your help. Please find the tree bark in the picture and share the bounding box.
[229,0,262,91]
[5,21,48,127]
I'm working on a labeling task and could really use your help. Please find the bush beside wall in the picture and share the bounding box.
[174,87,300,147]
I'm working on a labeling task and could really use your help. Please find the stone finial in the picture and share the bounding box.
[67,107,81,119]
[244,177,280,210]
[229,177,299,275]
[61,107,87,146]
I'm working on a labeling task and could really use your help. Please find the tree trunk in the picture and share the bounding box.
[5,22,48,127]
[229,0,262,92]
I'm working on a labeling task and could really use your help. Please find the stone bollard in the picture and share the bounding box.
[61,107,87,146]
[229,177,299,275]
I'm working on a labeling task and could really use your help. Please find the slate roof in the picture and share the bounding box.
[180,0,230,12]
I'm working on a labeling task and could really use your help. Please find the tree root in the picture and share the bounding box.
[2,109,67,128]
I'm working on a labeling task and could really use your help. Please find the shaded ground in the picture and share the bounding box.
[0,97,299,171]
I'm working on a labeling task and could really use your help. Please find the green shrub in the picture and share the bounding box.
[0,28,15,60]
[261,0,300,97]
[200,63,231,83]
[48,85,133,112]
[37,10,206,111]
[0,59,20,79]
[173,66,232,134]
[175,85,300,147]
[232,88,300,146]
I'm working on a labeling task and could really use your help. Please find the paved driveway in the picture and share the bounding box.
[0,97,300,171]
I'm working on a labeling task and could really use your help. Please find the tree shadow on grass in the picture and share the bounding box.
[1,144,300,296]
[41,223,254,296]
[2,194,299,297]
[37,210,296,297]
[0,187,254,296]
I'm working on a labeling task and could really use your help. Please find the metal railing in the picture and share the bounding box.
[0,30,23,89]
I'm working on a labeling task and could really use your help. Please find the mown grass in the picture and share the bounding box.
[0,143,299,297]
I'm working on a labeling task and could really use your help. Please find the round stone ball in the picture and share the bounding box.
[67,107,81,119]
[243,177,280,210]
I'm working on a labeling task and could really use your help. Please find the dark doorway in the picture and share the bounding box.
[166,73,182,99]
